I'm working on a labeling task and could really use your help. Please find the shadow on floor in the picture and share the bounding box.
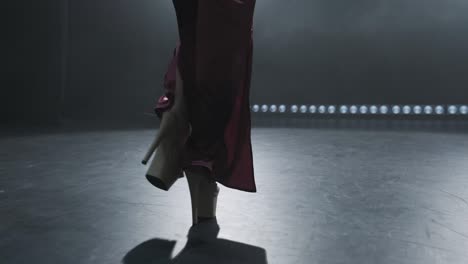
[123,220,268,264]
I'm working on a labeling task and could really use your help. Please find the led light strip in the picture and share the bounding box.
[250,104,468,115]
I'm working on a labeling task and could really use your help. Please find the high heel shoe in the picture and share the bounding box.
[142,66,190,191]
[185,166,220,226]
[143,108,189,190]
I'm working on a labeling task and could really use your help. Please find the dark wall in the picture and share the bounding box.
[3,0,64,125]
[251,0,468,105]
[65,0,468,122]
[5,0,468,124]
[64,0,177,121]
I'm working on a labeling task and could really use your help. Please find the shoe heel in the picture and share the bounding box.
[185,169,202,226]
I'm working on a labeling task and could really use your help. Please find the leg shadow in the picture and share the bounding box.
[123,220,268,264]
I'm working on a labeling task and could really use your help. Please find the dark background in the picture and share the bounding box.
[4,0,64,125]
[4,0,468,125]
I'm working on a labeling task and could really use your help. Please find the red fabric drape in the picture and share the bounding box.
[155,0,256,192]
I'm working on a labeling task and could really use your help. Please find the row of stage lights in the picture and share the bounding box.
[251,104,468,115]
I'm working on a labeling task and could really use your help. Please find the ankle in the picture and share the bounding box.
[197,216,217,223]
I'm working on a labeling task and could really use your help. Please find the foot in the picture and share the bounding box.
[187,217,220,244]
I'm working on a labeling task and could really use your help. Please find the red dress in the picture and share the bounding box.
[155,0,257,192]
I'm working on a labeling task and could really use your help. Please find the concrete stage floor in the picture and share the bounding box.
[1,121,468,263]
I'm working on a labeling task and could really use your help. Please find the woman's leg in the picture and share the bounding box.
[185,165,220,226]
[173,0,256,225]
[197,169,220,220]
[175,56,219,225]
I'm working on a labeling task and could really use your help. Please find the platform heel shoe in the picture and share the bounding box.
[185,166,220,226]
[141,66,190,191]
